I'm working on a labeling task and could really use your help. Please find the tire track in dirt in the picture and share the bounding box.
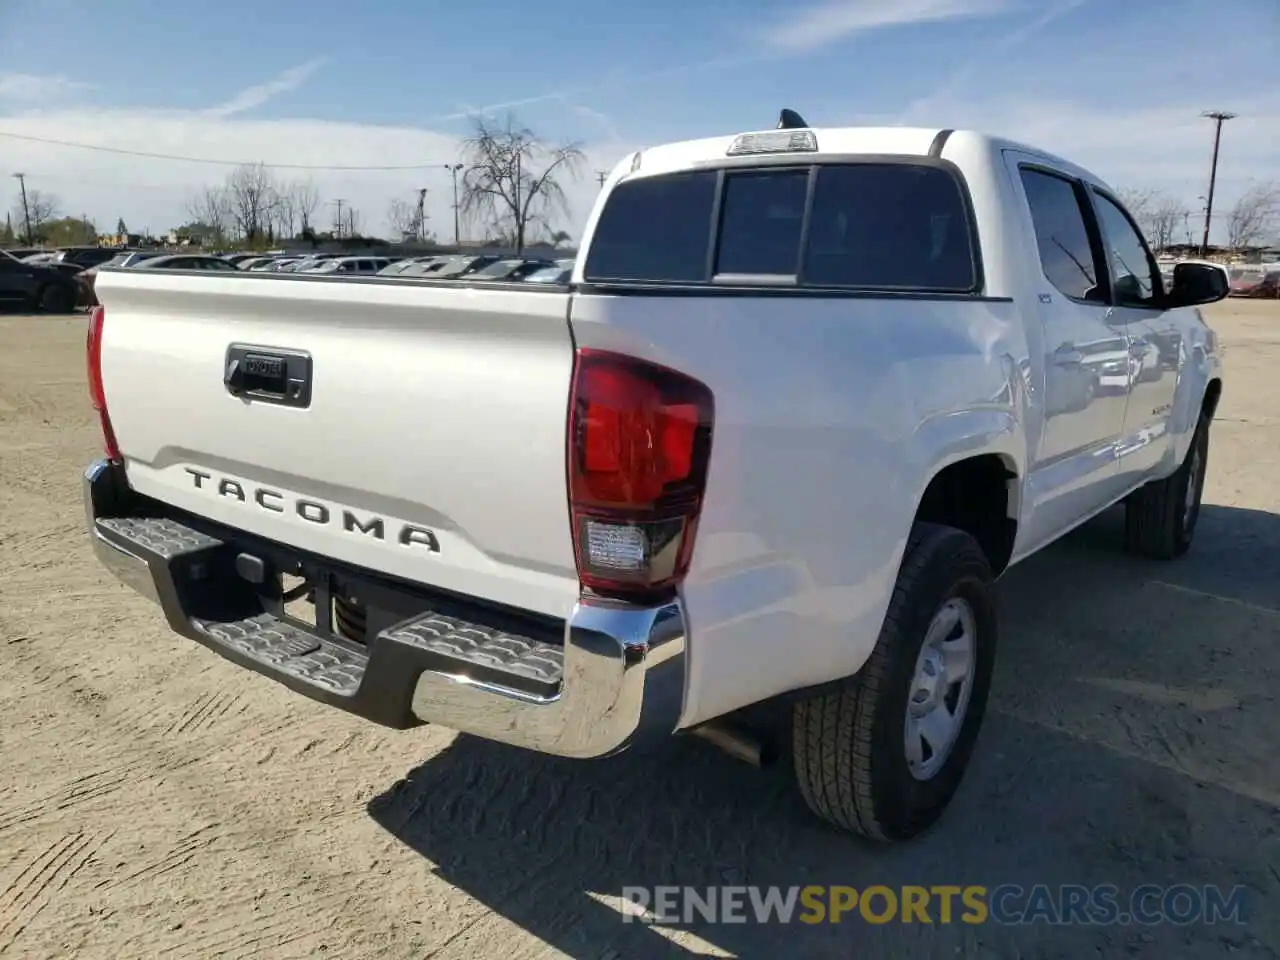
[0,769,140,836]
[163,689,244,736]
[0,753,204,838]
[166,895,352,960]
[1,637,457,956]
[93,823,221,893]
[0,831,108,955]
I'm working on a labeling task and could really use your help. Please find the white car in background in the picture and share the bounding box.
[300,256,392,277]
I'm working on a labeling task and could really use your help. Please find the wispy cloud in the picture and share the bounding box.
[897,0,1092,121]
[0,73,94,102]
[570,104,622,143]
[204,59,327,118]
[420,53,772,127]
[760,0,1015,53]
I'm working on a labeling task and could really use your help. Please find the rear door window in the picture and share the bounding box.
[1019,168,1105,303]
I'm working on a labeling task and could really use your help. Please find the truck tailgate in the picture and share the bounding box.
[94,269,579,619]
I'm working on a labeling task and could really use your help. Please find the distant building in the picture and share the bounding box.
[97,233,148,248]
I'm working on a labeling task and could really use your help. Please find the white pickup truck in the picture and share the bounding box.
[84,115,1228,842]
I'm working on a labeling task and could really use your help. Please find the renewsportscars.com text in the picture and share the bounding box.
[619,884,1248,926]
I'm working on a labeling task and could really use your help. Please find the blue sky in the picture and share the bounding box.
[0,0,1276,241]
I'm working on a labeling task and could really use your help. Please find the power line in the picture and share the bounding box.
[0,129,448,171]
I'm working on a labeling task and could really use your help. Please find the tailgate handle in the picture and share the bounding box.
[224,344,313,408]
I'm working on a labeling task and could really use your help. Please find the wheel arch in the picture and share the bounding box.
[912,452,1020,576]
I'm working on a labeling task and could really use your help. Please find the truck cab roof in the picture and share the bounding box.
[607,125,1107,194]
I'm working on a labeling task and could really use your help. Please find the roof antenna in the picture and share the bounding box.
[777,108,808,130]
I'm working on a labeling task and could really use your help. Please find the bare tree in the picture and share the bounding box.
[274,184,298,239]
[387,198,418,239]
[226,163,278,244]
[342,207,364,238]
[460,114,584,254]
[1115,187,1154,228]
[1111,187,1190,253]
[1225,180,1280,252]
[12,188,62,241]
[185,185,233,244]
[291,179,321,234]
[1147,195,1190,253]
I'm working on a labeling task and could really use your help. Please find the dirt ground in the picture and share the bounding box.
[0,301,1277,959]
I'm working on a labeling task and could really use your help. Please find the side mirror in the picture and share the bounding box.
[1167,262,1229,308]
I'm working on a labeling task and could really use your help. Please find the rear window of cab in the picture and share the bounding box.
[584,162,979,293]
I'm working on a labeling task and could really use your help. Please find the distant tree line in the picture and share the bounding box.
[3,115,587,253]
[1112,182,1279,254]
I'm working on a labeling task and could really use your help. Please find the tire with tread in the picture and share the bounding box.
[37,283,74,314]
[792,522,997,842]
[1124,412,1209,560]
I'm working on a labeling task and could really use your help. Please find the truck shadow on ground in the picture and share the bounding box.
[367,503,1280,959]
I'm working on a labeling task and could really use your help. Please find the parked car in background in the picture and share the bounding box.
[1241,270,1280,298]
[377,256,446,276]
[22,254,88,279]
[281,254,344,273]
[389,257,461,279]
[102,252,163,269]
[467,258,557,282]
[1228,266,1266,296]
[271,259,311,272]
[300,256,392,277]
[53,246,121,270]
[236,256,279,272]
[0,249,81,312]
[222,253,262,266]
[78,251,165,306]
[521,262,574,284]
[134,255,242,272]
[429,255,501,278]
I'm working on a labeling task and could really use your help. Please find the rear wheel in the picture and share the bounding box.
[792,523,997,841]
[38,284,74,314]
[1124,413,1209,559]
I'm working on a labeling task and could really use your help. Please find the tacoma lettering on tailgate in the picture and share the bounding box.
[184,467,440,552]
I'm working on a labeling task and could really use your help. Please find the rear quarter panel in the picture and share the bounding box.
[569,292,1028,726]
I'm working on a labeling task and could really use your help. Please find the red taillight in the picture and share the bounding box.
[86,305,121,461]
[567,348,714,601]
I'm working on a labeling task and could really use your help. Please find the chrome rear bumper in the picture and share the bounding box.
[84,458,686,757]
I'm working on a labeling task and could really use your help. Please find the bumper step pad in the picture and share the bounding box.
[94,513,564,719]
[191,613,367,697]
[386,613,565,698]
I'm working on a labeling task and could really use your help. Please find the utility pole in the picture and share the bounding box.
[12,173,32,245]
[1200,110,1236,256]
[596,170,608,188]
[443,163,463,247]
[331,198,345,238]
[416,188,427,242]
[514,151,522,254]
